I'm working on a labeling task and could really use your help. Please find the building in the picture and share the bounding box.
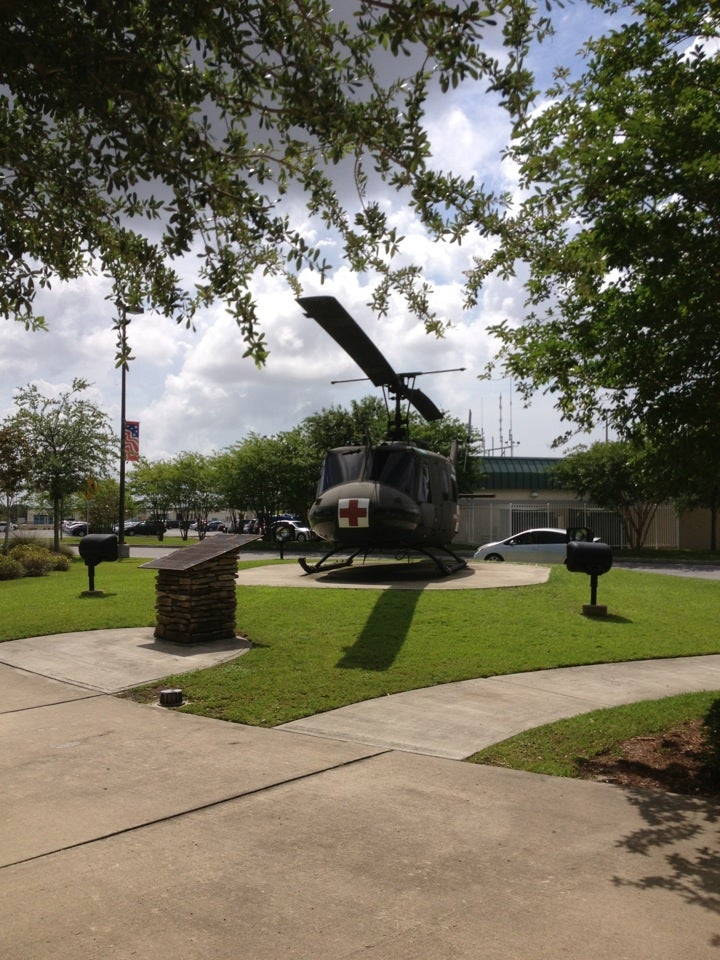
[458,457,683,550]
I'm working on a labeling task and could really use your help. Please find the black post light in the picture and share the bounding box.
[566,540,614,616]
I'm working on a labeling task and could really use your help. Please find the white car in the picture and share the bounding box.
[272,519,315,542]
[473,527,576,564]
[0,521,18,532]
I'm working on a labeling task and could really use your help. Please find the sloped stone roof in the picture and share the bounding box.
[140,534,260,571]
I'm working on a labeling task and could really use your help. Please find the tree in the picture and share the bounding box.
[656,426,720,551]
[300,397,388,456]
[172,453,224,539]
[0,418,33,551]
[129,455,210,539]
[475,0,720,450]
[85,477,126,533]
[66,476,129,533]
[127,458,175,537]
[553,441,671,550]
[11,379,117,550]
[217,432,317,530]
[0,1,540,359]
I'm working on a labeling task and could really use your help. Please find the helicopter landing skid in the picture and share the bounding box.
[298,544,467,578]
[298,548,364,575]
[414,546,468,577]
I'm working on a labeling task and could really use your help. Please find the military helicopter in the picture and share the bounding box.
[296,295,468,576]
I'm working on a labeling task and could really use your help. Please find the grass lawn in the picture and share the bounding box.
[149,562,720,726]
[3,557,719,769]
[468,690,720,778]
[0,557,158,636]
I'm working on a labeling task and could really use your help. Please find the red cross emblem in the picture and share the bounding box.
[338,497,370,528]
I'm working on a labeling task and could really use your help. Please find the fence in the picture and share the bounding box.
[457,499,679,550]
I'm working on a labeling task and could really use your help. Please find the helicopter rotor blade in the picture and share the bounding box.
[403,388,443,422]
[297,296,399,388]
[298,295,447,423]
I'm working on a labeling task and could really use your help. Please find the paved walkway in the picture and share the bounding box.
[2,626,720,760]
[2,563,720,959]
[281,655,720,758]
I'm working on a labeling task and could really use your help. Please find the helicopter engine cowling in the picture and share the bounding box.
[310,481,422,547]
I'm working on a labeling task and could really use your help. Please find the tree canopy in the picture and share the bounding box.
[300,397,388,455]
[216,431,318,526]
[0,418,33,550]
[475,0,720,448]
[130,452,224,538]
[0,0,540,360]
[10,378,117,548]
[553,441,671,550]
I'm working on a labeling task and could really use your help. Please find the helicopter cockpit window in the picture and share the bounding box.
[318,448,366,493]
[368,447,416,495]
[439,466,452,501]
[418,463,432,502]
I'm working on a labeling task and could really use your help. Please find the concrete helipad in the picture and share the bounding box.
[236,558,550,589]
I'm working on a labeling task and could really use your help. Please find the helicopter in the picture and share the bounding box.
[296,295,468,576]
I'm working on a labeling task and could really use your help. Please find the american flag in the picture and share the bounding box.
[125,421,140,461]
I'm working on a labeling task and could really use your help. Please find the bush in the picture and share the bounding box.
[0,555,25,580]
[7,544,54,577]
[48,552,73,571]
[0,541,73,578]
[6,533,51,549]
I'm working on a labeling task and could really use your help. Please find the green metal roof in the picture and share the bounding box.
[479,457,561,491]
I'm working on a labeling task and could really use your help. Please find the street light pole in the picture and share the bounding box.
[118,352,129,557]
[115,301,142,560]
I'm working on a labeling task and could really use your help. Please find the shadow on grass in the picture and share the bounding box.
[337,589,421,671]
[584,613,634,624]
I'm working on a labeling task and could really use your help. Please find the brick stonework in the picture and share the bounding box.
[141,534,258,644]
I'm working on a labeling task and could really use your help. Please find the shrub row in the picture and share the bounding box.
[0,541,73,580]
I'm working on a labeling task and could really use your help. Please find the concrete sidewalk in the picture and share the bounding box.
[2,621,720,958]
[4,626,719,759]
[0,627,251,693]
[281,654,720,758]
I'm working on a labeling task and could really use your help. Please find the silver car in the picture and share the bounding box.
[272,519,315,542]
[474,527,572,564]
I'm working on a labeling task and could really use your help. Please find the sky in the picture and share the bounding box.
[0,3,621,465]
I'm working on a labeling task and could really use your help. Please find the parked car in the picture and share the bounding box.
[204,519,228,532]
[190,519,228,532]
[66,521,90,537]
[473,527,585,564]
[0,521,18,532]
[270,519,315,542]
[125,519,166,536]
[112,520,138,533]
